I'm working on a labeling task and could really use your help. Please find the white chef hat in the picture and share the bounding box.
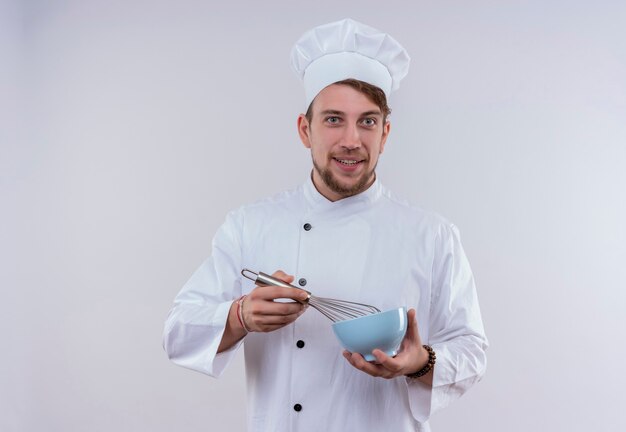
[290,18,410,107]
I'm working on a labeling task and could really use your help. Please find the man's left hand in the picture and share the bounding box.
[342,308,431,381]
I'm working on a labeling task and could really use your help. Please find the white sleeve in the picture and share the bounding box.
[406,223,489,422]
[162,210,245,378]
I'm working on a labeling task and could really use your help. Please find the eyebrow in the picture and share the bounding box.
[360,110,383,118]
[320,109,383,117]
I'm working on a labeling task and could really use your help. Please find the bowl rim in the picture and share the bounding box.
[331,305,407,328]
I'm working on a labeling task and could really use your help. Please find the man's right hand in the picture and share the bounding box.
[241,270,309,332]
[217,270,308,353]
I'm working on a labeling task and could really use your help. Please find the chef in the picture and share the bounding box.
[163,18,488,432]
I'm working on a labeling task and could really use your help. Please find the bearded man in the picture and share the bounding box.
[164,18,488,432]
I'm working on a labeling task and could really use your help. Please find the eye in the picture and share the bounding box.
[361,118,377,127]
[325,116,341,124]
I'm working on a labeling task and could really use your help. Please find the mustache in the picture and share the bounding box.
[331,152,368,161]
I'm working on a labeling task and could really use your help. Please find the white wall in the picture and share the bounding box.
[3,1,625,430]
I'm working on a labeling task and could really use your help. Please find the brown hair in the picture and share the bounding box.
[305,78,392,123]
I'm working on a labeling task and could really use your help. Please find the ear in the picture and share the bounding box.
[297,114,312,149]
[379,120,391,154]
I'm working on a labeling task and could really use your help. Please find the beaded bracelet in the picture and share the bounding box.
[405,345,436,379]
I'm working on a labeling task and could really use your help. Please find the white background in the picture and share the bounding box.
[2,0,625,431]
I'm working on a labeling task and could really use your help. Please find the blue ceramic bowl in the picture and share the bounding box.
[332,307,407,361]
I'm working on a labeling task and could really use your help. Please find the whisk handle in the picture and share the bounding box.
[241,269,311,303]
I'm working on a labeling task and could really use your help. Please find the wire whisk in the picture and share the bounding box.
[241,269,381,323]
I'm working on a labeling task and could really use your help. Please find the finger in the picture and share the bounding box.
[254,311,304,326]
[250,285,309,303]
[251,296,306,313]
[243,300,306,332]
[247,297,307,316]
[345,351,388,378]
[371,349,403,374]
[253,308,306,332]
[271,270,295,284]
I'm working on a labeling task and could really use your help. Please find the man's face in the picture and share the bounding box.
[297,84,390,202]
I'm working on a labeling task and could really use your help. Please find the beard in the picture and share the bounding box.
[312,154,377,199]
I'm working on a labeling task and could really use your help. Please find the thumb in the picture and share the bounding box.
[406,308,419,341]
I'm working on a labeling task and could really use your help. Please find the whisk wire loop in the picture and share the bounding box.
[241,269,380,323]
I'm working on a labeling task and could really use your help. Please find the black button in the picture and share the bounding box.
[303,223,312,231]
[296,340,305,348]
[298,278,307,286]
[293,403,302,412]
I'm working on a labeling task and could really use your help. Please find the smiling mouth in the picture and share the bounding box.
[333,157,364,166]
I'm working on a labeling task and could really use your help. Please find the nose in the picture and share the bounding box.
[340,124,361,150]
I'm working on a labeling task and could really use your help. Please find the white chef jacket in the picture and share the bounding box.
[163,176,488,432]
